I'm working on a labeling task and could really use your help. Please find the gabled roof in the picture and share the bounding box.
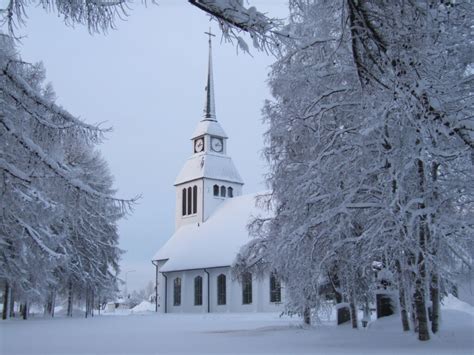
[174,153,244,185]
[152,193,267,272]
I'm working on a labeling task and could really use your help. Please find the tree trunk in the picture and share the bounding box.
[44,290,56,317]
[91,291,94,317]
[22,302,28,320]
[414,282,429,340]
[414,159,430,341]
[429,162,440,334]
[350,298,358,329]
[9,286,15,318]
[67,281,73,317]
[430,274,440,333]
[303,306,311,325]
[2,282,10,320]
[362,298,371,328]
[399,287,410,332]
[51,290,56,318]
[411,300,417,332]
[396,260,410,331]
[413,220,430,340]
[85,290,89,318]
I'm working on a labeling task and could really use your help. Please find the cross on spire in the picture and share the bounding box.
[203,28,216,120]
[204,28,216,44]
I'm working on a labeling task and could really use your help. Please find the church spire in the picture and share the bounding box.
[203,29,216,121]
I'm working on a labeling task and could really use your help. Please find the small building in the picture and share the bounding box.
[151,34,283,314]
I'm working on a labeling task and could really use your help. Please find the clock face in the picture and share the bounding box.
[211,137,223,152]
[194,138,204,153]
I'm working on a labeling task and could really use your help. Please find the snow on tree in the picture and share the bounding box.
[235,0,473,342]
[0,0,284,52]
[2,0,472,341]
[0,34,131,319]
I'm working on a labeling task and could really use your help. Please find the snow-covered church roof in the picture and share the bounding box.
[152,193,266,272]
[174,152,244,185]
[191,119,228,139]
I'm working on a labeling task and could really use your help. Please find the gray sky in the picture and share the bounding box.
[14,0,287,292]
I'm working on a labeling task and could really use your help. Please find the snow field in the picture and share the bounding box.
[1,298,473,355]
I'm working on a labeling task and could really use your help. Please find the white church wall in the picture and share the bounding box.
[155,260,167,314]
[208,267,230,313]
[175,180,205,230]
[202,178,243,223]
[163,270,205,313]
[258,275,285,312]
[174,178,243,230]
[228,270,256,312]
[159,267,284,314]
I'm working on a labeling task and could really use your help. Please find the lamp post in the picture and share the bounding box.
[124,269,136,301]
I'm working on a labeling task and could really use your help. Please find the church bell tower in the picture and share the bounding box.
[174,31,244,230]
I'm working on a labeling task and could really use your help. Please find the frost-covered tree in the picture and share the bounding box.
[2,0,472,336]
[235,0,473,342]
[1,0,282,51]
[0,35,129,319]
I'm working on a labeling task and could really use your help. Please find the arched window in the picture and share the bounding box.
[182,188,187,216]
[192,186,197,214]
[270,273,281,303]
[242,272,252,305]
[187,186,192,215]
[213,185,219,196]
[227,187,233,198]
[194,276,203,306]
[217,274,226,305]
[173,278,181,306]
[220,185,226,197]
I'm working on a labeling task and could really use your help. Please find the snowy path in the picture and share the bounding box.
[1,310,473,354]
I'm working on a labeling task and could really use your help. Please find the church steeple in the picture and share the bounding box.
[173,29,244,230]
[203,29,216,121]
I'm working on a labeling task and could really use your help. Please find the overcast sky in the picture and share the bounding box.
[13,0,288,292]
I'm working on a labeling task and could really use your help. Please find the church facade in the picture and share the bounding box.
[151,36,284,314]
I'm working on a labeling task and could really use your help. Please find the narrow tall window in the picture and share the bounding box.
[242,272,252,305]
[182,188,187,216]
[220,185,226,197]
[228,187,233,198]
[173,278,181,306]
[187,186,192,215]
[213,185,219,196]
[217,274,226,305]
[194,276,203,306]
[270,273,281,303]
[192,186,197,214]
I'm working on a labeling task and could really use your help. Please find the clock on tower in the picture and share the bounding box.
[211,137,223,152]
[194,138,204,153]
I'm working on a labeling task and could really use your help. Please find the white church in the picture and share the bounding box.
[151,35,284,313]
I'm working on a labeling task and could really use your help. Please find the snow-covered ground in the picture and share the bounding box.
[1,298,473,355]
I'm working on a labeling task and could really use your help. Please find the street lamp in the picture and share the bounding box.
[124,269,136,300]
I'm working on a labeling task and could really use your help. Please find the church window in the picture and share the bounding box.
[213,185,219,196]
[242,272,252,305]
[173,278,181,306]
[270,273,281,303]
[194,276,203,306]
[217,274,226,305]
[187,187,192,215]
[192,186,197,214]
[182,188,187,216]
[228,187,233,198]
[220,186,226,197]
